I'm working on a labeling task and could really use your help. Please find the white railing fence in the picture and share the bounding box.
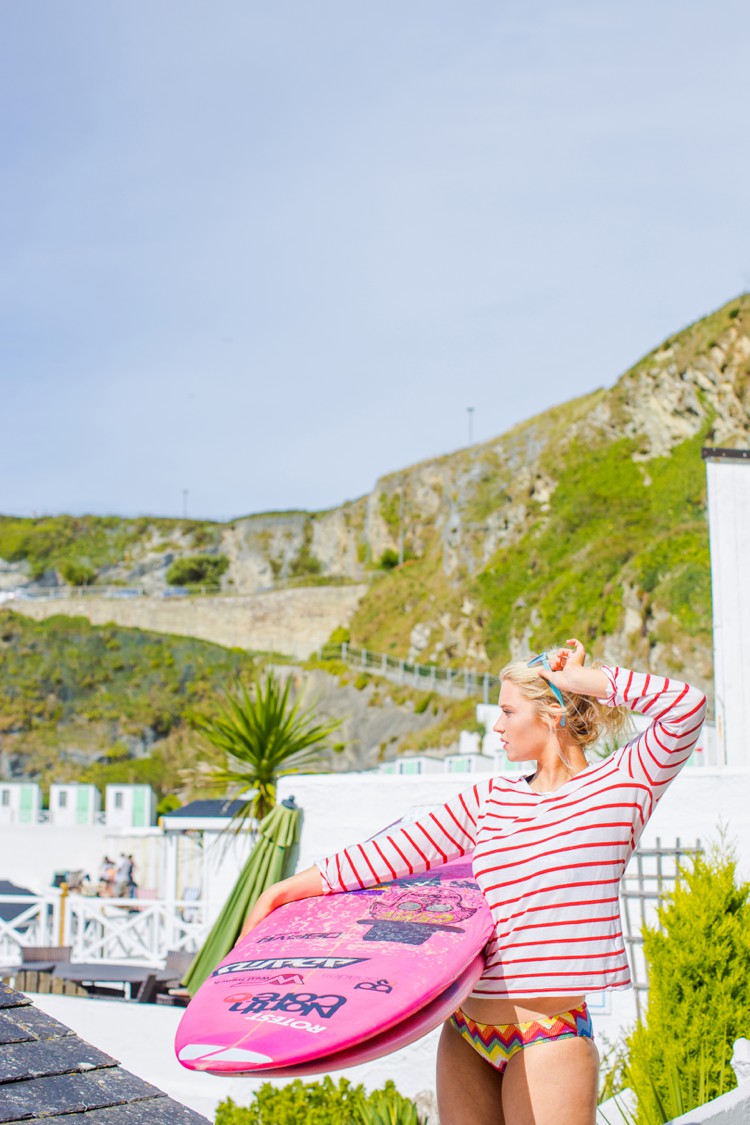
[319,642,500,702]
[620,836,702,1018]
[0,891,211,966]
[0,896,60,956]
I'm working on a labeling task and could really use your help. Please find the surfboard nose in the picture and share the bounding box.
[178,1043,274,1066]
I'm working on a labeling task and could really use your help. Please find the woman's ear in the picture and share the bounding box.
[549,705,565,730]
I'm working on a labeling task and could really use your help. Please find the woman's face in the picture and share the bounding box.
[493,679,550,762]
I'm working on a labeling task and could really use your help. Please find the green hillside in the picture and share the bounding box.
[2,293,749,786]
[0,610,257,805]
[347,294,750,689]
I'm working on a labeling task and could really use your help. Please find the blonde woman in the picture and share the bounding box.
[241,639,706,1125]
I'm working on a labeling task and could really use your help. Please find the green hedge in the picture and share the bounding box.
[215,1078,422,1125]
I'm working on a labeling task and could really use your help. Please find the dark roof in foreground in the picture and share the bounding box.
[0,982,209,1123]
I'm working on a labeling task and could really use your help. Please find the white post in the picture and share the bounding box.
[164,832,179,953]
[704,448,750,767]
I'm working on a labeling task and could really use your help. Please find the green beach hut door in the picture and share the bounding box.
[19,785,34,825]
[132,787,147,828]
[76,786,90,826]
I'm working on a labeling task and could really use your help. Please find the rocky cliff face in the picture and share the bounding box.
[3,297,748,699]
[337,295,750,697]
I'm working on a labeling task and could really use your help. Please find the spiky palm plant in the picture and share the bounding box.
[193,672,342,824]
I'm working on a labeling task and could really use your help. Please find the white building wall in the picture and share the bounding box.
[705,452,750,767]
[0,826,109,892]
[477,703,502,755]
[458,730,481,755]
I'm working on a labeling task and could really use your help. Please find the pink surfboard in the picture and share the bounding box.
[176,856,492,1075]
[260,953,485,1078]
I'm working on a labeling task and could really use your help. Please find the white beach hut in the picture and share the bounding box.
[48,783,101,827]
[0,781,42,826]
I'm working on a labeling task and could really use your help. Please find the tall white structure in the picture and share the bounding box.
[703,447,750,767]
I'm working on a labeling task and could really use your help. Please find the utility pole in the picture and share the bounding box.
[398,485,405,566]
[467,407,475,446]
[182,489,188,519]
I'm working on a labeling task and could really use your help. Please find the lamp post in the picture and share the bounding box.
[398,485,405,566]
[467,407,475,446]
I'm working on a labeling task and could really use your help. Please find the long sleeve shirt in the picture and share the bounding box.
[316,667,707,998]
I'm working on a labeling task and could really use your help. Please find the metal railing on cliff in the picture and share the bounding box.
[316,642,501,703]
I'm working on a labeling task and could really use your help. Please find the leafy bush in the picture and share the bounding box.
[166,554,229,587]
[414,692,434,715]
[379,549,400,570]
[329,626,351,645]
[215,1077,422,1125]
[356,1084,423,1124]
[59,560,96,586]
[618,841,748,1122]
[156,793,182,817]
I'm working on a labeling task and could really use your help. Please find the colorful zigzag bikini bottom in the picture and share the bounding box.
[449,1002,594,1074]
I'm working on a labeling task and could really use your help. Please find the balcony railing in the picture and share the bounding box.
[0,891,210,967]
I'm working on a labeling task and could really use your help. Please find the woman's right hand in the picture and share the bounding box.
[238,886,278,942]
[235,866,326,946]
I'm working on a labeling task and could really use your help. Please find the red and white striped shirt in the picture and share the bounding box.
[317,667,707,998]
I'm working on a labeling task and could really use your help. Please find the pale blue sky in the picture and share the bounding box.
[1,1,748,521]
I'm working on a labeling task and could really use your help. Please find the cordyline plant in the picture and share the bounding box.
[193,672,342,824]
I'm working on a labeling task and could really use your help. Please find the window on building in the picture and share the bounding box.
[1,790,10,807]
[114,792,124,809]
[58,791,68,808]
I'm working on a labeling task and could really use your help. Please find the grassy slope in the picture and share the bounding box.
[476,429,711,662]
[0,610,258,799]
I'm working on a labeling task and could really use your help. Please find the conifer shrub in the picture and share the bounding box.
[622,841,750,1122]
[214,1077,422,1124]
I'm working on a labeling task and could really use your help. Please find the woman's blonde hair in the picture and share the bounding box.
[499,659,631,753]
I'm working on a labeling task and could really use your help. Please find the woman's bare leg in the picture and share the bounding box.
[501,1035,599,1125]
[436,1019,506,1125]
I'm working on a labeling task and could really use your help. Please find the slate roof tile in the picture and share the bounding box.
[0,982,209,1124]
